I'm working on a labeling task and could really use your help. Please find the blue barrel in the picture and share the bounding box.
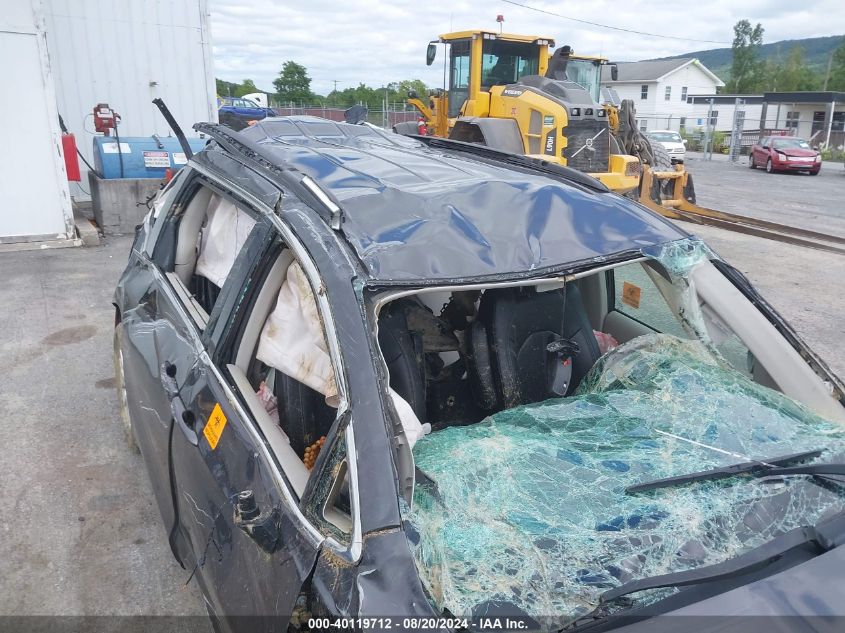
[92,136,208,179]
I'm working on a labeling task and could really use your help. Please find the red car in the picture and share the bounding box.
[749,136,821,175]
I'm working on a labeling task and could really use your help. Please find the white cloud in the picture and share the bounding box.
[208,0,845,96]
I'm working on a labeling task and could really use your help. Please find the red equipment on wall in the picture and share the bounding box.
[62,133,81,181]
[93,103,121,136]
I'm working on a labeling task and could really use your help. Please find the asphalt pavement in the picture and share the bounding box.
[0,236,206,618]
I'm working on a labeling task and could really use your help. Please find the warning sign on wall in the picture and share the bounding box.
[143,151,171,168]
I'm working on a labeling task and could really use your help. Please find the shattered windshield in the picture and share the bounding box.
[397,238,845,627]
[772,138,811,150]
[405,334,845,625]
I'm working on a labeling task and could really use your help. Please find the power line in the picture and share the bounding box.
[500,0,732,45]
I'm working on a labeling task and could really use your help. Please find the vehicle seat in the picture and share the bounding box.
[377,299,427,421]
[467,284,602,410]
[273,370,336,458]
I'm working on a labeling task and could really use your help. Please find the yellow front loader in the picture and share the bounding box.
[403,30,696,209]
[401,30,845,254]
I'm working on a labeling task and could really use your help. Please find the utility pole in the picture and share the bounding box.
[333,80,338,93]
[823,54,833,91]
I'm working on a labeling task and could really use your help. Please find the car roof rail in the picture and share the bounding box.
[192,122,344,230]
[410,135,610,193]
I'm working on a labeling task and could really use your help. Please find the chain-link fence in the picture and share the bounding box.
[269,105,419,129]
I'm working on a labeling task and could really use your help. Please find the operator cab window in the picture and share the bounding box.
[480,39,539,89]
[448,39,471,118]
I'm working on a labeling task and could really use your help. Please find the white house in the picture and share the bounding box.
[601,58,725,133]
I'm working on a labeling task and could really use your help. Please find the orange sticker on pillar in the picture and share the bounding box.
[621,282,642,309]
[203,403,228,450]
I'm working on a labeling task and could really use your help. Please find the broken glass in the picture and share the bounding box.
[404,333,845,626]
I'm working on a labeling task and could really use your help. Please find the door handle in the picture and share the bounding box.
[160,361,179,397]
[170,392,199,446]
[160,362,198,446]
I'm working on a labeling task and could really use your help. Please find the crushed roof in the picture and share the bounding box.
[237,117,687,283]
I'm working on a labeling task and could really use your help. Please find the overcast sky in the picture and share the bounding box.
[209,0,845,96]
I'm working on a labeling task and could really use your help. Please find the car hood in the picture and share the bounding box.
[774,148,816,157]
[612,544,845,632]
[404,334,845,627]
[658,141,685,151]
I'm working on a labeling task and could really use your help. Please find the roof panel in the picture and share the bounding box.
[239,118,687,283]
[601,58,693,82]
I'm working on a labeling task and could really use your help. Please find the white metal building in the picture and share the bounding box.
[685,95,765,133]
[0,1,74,244]
[0,0,216,245]
[687,92,845,148]
[601,58,725,133]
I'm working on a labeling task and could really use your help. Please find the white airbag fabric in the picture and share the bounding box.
[195,194,256,287]
[389,389,431,447]
[257,262,340,407]
[256,261,429,446]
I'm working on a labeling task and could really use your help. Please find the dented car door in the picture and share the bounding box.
[115,254,203,562]
[166,218,322,631]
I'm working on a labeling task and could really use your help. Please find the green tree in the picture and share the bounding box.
[273,61,314,104]
[728,19,765,93]
[770,47,821,91]
[827,40,845,90]
[234,79,258,97]
[216,78,239,96]
[325,80,429,109]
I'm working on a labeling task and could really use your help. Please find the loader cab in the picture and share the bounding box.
[562,56,605,104]
[438,31,554,119]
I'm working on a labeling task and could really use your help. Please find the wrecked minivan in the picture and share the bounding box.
[114,117,845,632]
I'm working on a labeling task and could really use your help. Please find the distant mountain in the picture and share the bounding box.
[649,35,844,81]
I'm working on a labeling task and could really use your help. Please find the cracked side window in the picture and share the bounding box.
[608,262,690,339]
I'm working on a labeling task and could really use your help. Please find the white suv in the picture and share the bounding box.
[648,130,687,163]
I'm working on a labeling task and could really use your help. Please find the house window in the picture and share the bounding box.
[709,110,719,127]
[641,85,648,99]
[786,111,800,130]
[681,86,688,101]
[639,119,647,132]
[665,86,671,101]
[679,117,686,130]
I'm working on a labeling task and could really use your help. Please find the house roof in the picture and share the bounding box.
[235,117,686,283]
[601,58,725,87]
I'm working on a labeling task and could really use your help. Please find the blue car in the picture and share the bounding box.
[218,96,275,130]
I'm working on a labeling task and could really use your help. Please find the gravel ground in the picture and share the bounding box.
[0,154,842,619]
[679,152,845,378]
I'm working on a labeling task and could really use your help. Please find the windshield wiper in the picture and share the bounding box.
[762,463,845,477]
[625,449,822,494]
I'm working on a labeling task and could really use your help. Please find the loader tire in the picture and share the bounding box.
[645,138,674,172]
[642,137,675,200]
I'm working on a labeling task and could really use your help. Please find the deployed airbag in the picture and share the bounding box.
[195,194,256,287]
[404,334,845,626]
[257,261,339,407]
[257,262,429,445]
